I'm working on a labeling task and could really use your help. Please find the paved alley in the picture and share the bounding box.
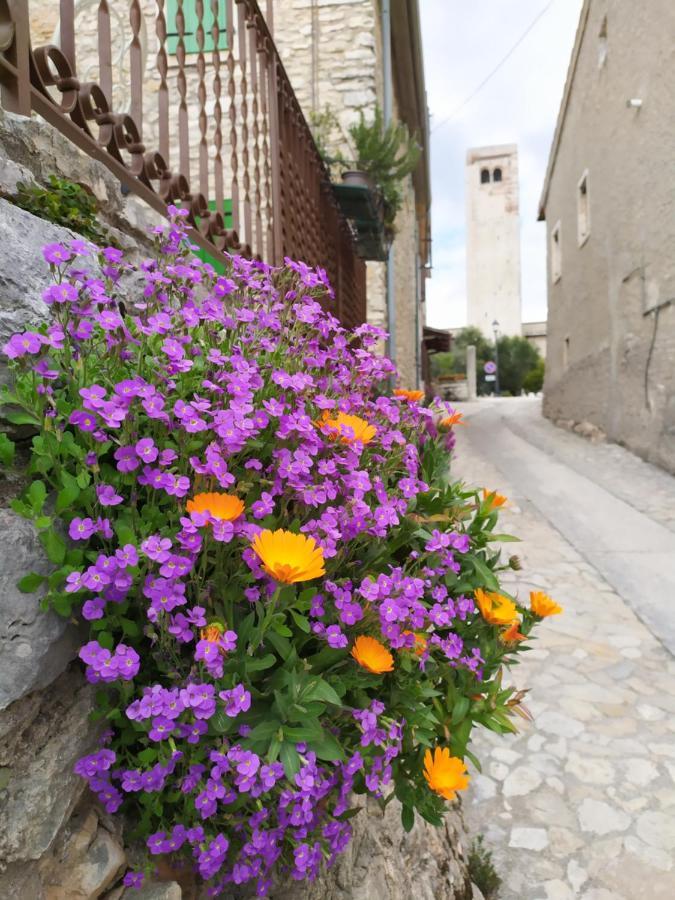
[453,398,675,900]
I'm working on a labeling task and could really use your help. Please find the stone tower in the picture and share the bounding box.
[465,144,522,338]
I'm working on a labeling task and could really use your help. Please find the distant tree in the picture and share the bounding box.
[522,357,545,393]
[496,336,541,395]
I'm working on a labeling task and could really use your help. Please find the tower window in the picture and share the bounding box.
[551,221,562,282]
[493,167,502,182]
[480,168,490,184]
[577,171,590,246]
[598,16,608,68]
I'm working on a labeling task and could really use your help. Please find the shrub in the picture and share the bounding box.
[1,215,560,895]
[12,174,113,247]
[468,835,501,899]
[522,358,545,394]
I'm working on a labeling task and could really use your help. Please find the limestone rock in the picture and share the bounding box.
[0,507,82,709]
[122,882,183,900]
[0,667,97,871]
[271,796,473,900]
[0,198,68,348]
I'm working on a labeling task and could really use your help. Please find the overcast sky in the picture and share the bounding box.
[419,0,584,328]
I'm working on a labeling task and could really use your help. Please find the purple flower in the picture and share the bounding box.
[43,283,78,304]
[69,517,96,541]
[114,445,139,473]
[69,409,98,432]
[122,872,144,890]
[96,483,123,506]
[43,243,72,264]
[219,683,251,718]
[3,331,45,359]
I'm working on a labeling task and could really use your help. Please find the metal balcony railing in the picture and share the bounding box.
[0,0,366,329]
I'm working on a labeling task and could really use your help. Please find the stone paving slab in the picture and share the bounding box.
[452,409,675,900]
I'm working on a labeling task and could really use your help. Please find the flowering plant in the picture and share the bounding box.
[1,216,560,895]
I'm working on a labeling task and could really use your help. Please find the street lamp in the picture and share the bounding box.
[492,319,500,397]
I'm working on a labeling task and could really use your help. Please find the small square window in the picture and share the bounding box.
[166,0,227,55]
[551,220,562,283]
[577,172,590,246]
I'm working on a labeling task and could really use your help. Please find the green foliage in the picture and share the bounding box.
[13,175,112,246]
[468,835,502,899]
[347,107,421,230]
[496,336,541,396]
[522,357,545,393]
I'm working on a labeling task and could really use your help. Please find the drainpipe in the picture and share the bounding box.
[382,0,396,369]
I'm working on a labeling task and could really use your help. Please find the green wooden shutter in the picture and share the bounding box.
[166,1,227,55]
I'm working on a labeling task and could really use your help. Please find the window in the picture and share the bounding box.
[577,171,590,246]
[166,1,227,55]
[551,220,562,282]
[598,16,608,68]
[480,168,490,184]
[493,167,502,183]
[563,336,570,370]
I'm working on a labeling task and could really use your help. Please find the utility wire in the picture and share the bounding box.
[431,0,557,134]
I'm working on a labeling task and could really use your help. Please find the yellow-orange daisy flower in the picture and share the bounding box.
[403,629,428,656]
[393,389,424,402]
[440,412,465,428]
[423,747,470,801]
[320,412,376,445]
[530,590,563,617]
[187,492,245,522]
[500,620,527,644]
[351,635,394,674]
[475,588,518,626]
[251,529,325,584]
[482,488,507,510]
[200,623,224,643]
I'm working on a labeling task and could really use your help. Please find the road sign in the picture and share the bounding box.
[485,374,496,382]
[484,361,497,374]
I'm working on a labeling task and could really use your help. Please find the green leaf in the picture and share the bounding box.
[0,433,15,466]
[97,631,114,650]
[470,555,499,591]
[310,730,345,762]
[401,804,415,833]
[450,695,470,726]
[246,720,282,743]
[28,480,47,514]
[490,533,521,543]
[303,678,343,706]
[121,618,140,637]
[245,653,276,673]
[17,572,45,593]
[283,721,323,743]
[55,473,80,514]
[34,515,53,529]
[51,593,72,617]
[290,610,310,633]
[39,529,66,565]
[4,410,40,426]
[280,741,302,779]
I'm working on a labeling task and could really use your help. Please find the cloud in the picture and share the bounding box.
[420,0,584,328]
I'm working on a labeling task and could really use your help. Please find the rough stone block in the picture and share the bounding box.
[0,507,82,709]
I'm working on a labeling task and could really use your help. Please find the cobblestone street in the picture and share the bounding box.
[453,398,675,900]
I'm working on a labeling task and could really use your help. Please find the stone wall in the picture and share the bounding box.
[0,108,474,899]
[542,0,675,473]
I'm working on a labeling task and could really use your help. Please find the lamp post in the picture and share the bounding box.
[492,319,500,397]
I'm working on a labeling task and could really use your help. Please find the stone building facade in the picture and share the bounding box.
[466,144,522,340]
[539,0,675,473]
[27,0,431,389]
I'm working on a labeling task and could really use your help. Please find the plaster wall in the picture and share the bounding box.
[466,145,522,339]
[542,0,675,473]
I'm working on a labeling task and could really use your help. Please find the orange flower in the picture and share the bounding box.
[320,412,376,445]
[440,412,465,428]
[394,389,424,402]
[403,629,428,656]
[200,623,224,643]
[251,529,325,584]
[351,635,394,674]
[482,489,507,510]
[187,492,245,522]
[423,747,470,801]
[530,590,563,617]
[475,588,518,626]
[500,620,527,644]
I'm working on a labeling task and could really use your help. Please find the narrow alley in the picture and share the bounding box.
[454,399,675,900]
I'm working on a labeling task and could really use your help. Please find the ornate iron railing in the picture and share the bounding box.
[0,0,366,328]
